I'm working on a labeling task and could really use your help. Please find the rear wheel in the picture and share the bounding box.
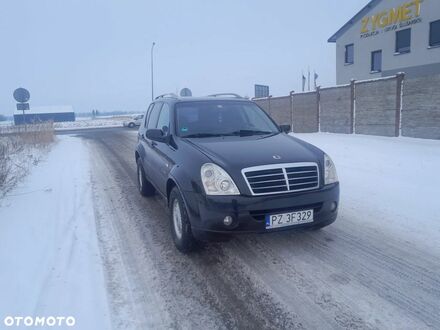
[169,187,196,253]
[128,122,135,128]
[137,158,155,196]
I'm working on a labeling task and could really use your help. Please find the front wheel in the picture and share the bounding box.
[128,122,135,128]
[169,187,196,253]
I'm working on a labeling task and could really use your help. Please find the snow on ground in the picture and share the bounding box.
[54,117,132,131]
[1,130,439,329]
[0,121,13,127]
[293,132,440,253]
[0,136,110,329]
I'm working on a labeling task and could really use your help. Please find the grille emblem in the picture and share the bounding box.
[273,155,282,160]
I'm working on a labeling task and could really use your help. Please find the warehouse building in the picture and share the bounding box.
[328,0,440,84]
[14,105,75,125]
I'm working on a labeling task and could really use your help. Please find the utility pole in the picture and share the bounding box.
[151,42,156,101]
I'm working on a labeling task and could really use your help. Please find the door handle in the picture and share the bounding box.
[151,141,157,147]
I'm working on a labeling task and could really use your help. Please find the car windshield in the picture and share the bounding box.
[176,101,280,138]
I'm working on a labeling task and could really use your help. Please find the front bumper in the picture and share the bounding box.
[182,183,339,236]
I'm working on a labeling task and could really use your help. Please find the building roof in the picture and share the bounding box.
[14,105,74,115]
[328,0,382,43]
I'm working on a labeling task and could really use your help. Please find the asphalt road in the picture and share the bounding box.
[73,128,439,330]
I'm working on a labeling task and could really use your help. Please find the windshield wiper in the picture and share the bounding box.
[183,133,226,138]
[184,130,278,138]
[228,130,277,136]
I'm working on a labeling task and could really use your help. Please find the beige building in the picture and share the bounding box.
[329,0,440,84]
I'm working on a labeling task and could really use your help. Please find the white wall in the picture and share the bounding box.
[335,0,440,84]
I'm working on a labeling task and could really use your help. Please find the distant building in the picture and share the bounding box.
[14,105,75,125]
[328,0,440,84]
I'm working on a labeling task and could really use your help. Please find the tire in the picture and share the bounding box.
[169,187,196,253]
[128,122,135,128]
[137,158,155,196]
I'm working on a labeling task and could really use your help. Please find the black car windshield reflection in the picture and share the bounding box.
[176,101,280,138]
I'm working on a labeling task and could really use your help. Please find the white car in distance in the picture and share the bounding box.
[123,114,144,128]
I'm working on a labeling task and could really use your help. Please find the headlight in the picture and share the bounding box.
[324,154,338,185]
[201,163,240,195]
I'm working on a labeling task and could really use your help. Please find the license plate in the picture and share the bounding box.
[265,209,314,229]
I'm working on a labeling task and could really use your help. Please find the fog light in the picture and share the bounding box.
[223,216,233,226]
[331,202,338,212]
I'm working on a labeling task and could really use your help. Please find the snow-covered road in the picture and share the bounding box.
[1,129,439,329]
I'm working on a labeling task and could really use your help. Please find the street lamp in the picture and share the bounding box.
[151,42,156,101]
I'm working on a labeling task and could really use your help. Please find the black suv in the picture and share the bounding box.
[135,93,339,252]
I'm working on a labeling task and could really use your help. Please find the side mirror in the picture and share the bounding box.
[146,128,168,143]
[279,124,291,133]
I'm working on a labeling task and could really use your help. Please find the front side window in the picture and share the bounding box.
[345,44,354,64]
[396,28,411,53]
[156,103,170,132]
[371,50,382,72]
[144,104,154,127]
[430,20,440,47]
[175,101,280,138]
[147,103,162,129]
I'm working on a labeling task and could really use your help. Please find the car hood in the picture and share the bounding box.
[185,133,321,170]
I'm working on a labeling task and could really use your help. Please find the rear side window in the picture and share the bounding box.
[144,104,154,127]
[156,103,170,131]
[147,103,162,129]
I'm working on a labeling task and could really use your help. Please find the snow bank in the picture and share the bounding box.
[292,133,440,253]
[0,136,110,329]
[1,123,54,197]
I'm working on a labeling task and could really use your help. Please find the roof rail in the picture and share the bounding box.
[208,93,243,99]
[155,93,178,100]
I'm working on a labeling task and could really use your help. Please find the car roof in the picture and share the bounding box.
[156,96,253,104]
[179,97,251,102]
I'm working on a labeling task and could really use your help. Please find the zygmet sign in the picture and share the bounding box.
[361,0,422,38]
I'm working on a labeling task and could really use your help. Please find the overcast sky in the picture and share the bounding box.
[0,0,366,115]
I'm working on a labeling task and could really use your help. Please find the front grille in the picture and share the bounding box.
[242,163,319,196]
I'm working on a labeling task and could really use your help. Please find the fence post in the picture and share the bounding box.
[289,90,295,132]
[395,72,405,137]
[268,95,272,115]
[316,86,321,132]
[350,79,356,134]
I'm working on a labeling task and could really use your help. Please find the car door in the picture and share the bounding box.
[147,102,174,195]
[137,104,153,164]
[139,102,162,180]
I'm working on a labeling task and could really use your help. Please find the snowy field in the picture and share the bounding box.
[293,133,440,253]
[0,115,138,131]
[53,116,134,131]
[0,120,13,126]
